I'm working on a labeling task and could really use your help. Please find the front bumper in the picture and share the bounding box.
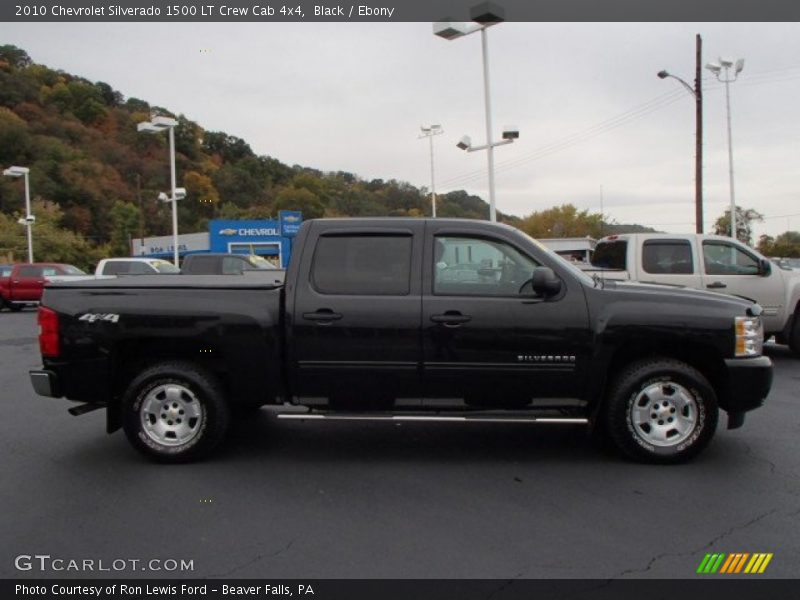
[723,355,773,415]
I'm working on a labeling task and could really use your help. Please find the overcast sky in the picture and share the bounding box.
[2,22,800,238]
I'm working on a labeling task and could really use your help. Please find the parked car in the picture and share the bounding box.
[95,258,181,276]
[774,257,800,271]
[1,263,87,311]
[30,218,771,464]
[181,253,278,275]
[586,234,800,355]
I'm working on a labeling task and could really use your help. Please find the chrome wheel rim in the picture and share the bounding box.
[140,384,204,447]
[630,381,698,448]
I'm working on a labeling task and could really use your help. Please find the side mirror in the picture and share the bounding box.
[758,258,772,277]
[532,266,562,297]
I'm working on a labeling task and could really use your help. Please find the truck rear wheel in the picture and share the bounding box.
[122,362,230,463]
[605,358,718,464]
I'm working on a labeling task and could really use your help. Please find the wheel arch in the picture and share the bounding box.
[589,339,728,422]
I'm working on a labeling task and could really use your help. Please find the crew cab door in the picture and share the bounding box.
[421,223,591,408]
[288,221,424,408]
[699,239,785,332]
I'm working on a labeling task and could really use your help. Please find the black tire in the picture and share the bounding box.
[122,362,230,463]
[605,358,718,464]
[789,314,800,356]
[7,302,23,312]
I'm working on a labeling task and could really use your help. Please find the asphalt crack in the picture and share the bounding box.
[484,572,524,600]
[610,508,779,578]
[204,539,295,578]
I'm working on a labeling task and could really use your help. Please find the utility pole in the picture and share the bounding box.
[658,34,705,234]
[694,34,703,234]
[136,173,144,253]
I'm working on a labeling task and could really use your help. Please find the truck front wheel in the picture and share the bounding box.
[605,358,718,464]
[789,314,800,356]
[122,362,230,463]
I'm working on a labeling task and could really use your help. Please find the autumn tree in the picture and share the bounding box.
[519,204,603,239]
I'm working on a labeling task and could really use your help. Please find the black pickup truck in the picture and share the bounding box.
[29,218,772,463]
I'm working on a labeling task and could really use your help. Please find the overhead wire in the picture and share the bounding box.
[438,66,800,191]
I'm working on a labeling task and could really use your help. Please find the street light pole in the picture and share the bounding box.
[3,165,33,263]
[657,34,704,234]
[138,116,181,265]
[433,3,510,223]
[168,124,178,266]
[706,57,744,239]
[480,27,498,222]
[419,125,444,217]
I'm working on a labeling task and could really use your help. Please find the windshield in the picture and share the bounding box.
[781,258,800,270]
[518,231,596,287]
[62,265,87,275]
[152,261,181,273]
[246,255,277,270]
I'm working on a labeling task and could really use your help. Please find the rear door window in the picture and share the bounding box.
[311,235,412,295]
[642,240,694,274]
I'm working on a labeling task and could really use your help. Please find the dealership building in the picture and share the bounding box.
[130,212,302,268]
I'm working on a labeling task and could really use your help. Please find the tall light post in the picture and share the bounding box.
[657,34,704,234]
[419,124,443,217]
[137,115,181,265]
[434,2,513,222]
[3,165,34,263]
[706,56,744,240]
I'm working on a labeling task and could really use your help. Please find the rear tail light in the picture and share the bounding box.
[38,307,60,358]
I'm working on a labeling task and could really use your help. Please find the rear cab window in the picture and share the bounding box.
[591,239,628,270]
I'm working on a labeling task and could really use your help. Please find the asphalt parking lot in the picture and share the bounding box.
[1,309,798,579]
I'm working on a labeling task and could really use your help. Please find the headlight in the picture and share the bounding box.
[734,316,763,357]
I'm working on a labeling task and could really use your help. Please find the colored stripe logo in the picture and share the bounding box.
[697,553,773,574]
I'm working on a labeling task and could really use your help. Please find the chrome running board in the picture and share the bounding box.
[277,413,587,425]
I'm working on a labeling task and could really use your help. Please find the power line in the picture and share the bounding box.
[439,67,800,191]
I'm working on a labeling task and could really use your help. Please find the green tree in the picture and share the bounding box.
[109,200,140,256]
[0,200,101,269]
[0,45,32,69]
[273,187,325,219]
[713,206,763,245]
[758,231,800,258]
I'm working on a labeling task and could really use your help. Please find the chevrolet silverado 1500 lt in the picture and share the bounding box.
[29,219,772,463]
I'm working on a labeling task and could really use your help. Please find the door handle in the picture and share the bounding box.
[706,282,727,289]
[430,312,472,327]
[302,309,343,322]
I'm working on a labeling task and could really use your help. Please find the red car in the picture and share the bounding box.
[0,263,87,311]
